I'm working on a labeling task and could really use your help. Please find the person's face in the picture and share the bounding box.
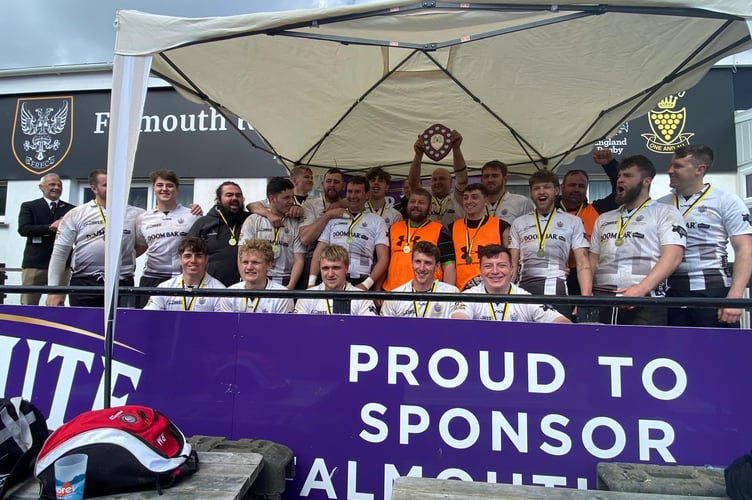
[269,188,294,215]
[320,258,347,290]
[481,167,506,195]
[480,252,512,293]
[462,189,486,219]
[292,170,314,194]
[561,173,588,209]
[368,176,388,200]
[238,250,271,286]
[615,166,646,206]
[530,181,559,213]
[40,176,63,201]
[667,154,704,194]
[322,173,344,201]
[179,249,208,279]
[219,185,244,212]
[346,182,368,213]
[90,174,107,202]
[411,252,439,289]
[153,177,178,204]
[407,193,430,223]
[431,169,451,198]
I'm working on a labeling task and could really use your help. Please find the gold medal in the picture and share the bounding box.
[537,249,545,258]
[272,243,280,254]
[615,238,624,247]
[403,245,411,254]
[465,256,473,264]
[228,237,237,246]
[347,237,353,244]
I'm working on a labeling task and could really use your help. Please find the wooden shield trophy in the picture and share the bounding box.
[421,124,453,161]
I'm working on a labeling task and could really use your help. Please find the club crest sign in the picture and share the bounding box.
[12,96,73,174]
[641,92,693,154]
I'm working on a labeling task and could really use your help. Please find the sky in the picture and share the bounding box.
[0,0,378,71]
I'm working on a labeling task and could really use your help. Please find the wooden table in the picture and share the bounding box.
[10,451,264,499]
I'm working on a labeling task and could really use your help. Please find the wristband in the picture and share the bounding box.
[308,275,318,287]
[361,277,374,290]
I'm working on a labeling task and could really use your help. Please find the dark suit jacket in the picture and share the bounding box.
[18,198,75,269]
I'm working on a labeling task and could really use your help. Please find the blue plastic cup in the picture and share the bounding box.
[54,453,87,500]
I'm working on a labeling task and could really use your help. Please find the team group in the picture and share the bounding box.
[18,130,751,327]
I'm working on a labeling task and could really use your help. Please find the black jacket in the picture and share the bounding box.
[18,198,75,269]
[187,206,249,286]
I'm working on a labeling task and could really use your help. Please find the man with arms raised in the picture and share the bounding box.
[310,176,389,291]
[188,181,249,286]
[135,170,201,307]
[47,169,145,307]
[365,166,403,227]
[558,149,619,298]
[452,245,570,323]
[294,244,377,315]
[240,177,305,289]
[144,237,224,311]
[409,132,464,225]
[509,169,592,316]
[18,173,75,305]
[382,188,455,291]
[590,155,686,325]
[657,144,752,327]
[381,241,459,318]
[219,240,294,314]
[447,183,510,291]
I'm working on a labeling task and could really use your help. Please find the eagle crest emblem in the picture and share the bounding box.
[12,96,73,174]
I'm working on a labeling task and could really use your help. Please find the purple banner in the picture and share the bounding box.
[1,305,750,499]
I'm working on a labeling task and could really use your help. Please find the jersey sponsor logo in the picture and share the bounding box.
[641,92,694,154]
[12,96,74,174]
[671,225,687,238]
[743,214,752,228]
[331,230,370,241]
[147,231,186,242]
[146,223,162,230]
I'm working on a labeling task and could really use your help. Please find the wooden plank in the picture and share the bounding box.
[391,477,727,500]
[10,451,263,500]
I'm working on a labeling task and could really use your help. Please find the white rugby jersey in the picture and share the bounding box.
[509,209,589,294]
[380,280,459,318]
[239,214,305,280]
[300,197,335,227]
[318,212,389,279]
[53,201,143,280]
[591,200,686,294]
[219,279,293,314]
[658,186,752,290]
[143,273,224,311]
[455,191,533,226]
[453,283,564,322]
[430,194,461,226]
[366,202,403,227]
[293,283,377,315]
[136,205,199,278]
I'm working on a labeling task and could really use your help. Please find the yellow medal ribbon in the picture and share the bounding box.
[485,191,507,217]
[242,279,267,312]
[616,197,651,245]
[405,219,430,252]
[216,207,237,245]
[180,273,207,311]
[346,212,364,243]
[464,215,487,264]
[95,200,106,230]
[487,285,513,321]
[412,282,437,318]
[533,209,556,257]
[367,201,386,217]
[673,184,712,217]
[560,200,583,217]
[431,196,448,217]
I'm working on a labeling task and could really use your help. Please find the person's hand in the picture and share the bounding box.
[414,135,425,156]
[46,294,66,306]
[286,205,304,219]
[614,285,646,310]
[592,149,614,165]
[49,219,61,233]
[267,212,284,228]
[718,307,742,325]
[451,130,463,150]
[324,206,348,219]
[188,203,204,216]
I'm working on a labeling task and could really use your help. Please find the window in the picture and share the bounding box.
[746,174,752,199]
[588,180,612,203]
[0,182,6,218]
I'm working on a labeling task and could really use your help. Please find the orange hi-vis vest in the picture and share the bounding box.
[452,217,503,291]
[565,203,599,268]
[383,220,444,291]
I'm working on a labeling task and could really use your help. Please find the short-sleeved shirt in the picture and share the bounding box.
[136,205,199,278]
[381,280,459,318]
[293,283,377,315]
[143,273,225,311]
[430,195,461,227]
[300,197,333,228]
[219,279,294,314]
[657,185,752,291]
[454,192,534,226]
[591,200,686,295]
[509,209,589,294]
[54,201,143,280]
[366,202,403,227]
[239,214,306,280]
[318,212,389,278]
[453,283,564,322]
